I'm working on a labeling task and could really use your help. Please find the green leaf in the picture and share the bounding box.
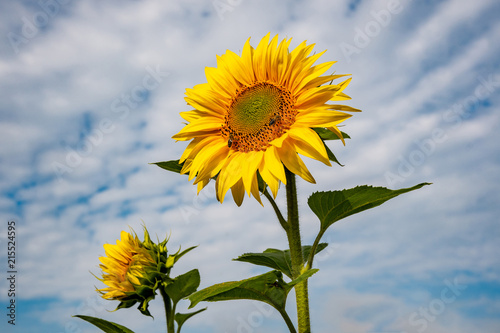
[151,160,184,174]
[234,244,328,279]
[164,269,201,304]
[285,269,318,290]
[175,308,207,333]
[188,271,286,309]
[188,269,318,312]
[312,128,350,141]
[323,141,343,167]
[308,183,431,232]
[73,315,135,333]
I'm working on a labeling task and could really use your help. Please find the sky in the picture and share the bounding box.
[1,0,499,332]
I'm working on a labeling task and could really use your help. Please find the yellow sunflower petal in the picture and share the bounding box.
[223,50,254,86]
[302,74,350,91]
[327,125,346,145]
[295,109,352,127]
[241,150,265,195]
[241,37,255,79]
[293,60,336,93]
[216,153,246,203]
[195,144,230,184]
[180,136,218,169]
[172,125,220,141]
[288,127,331,166]
[250,173,263,205]
[277,140,315,183]
[266,34,280,82]
[253,32,271,81]
[205,66,238,99]
[259,161,280,198]
[230,178,246,206]
[196,178,211,194]
[188,138,227,181]
[264,145,287,184]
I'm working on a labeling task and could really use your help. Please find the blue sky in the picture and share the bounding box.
[1,0,499,332]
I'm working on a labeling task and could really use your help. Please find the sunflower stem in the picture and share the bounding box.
[263,188,288,232]
[285,169,311,333]
[160,286,176,333]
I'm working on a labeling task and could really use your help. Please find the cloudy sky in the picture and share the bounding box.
[1,0,499,332]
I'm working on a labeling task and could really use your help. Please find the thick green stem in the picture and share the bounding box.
[285,169,311,333]
[160,287,176,333]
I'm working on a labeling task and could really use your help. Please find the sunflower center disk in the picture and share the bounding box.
[222,82,295,152]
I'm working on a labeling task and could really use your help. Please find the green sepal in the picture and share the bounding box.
[113,280,159,318]
[115,294,155,318]
[164,269,201,304]
[308,183,432,233]
[115,299,137,311]
[312,127,349,166]
[312,128,350,141]
[323,141,343,167]
[234,244,328,279]
[256,170,267,193]
[175,308,207,333]
[151,160,184,174]
[138,294,156,318]
[73,315,135,333]
[168,246,198,268]
[188,269,318,311]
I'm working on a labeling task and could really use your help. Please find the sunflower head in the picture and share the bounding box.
[95,227,169,316]
[172,33,360,206]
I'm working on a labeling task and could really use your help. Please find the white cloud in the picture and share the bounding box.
[399,0,496,61]
[0,0,499,332]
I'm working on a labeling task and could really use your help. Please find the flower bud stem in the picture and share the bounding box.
[160,287,175,333]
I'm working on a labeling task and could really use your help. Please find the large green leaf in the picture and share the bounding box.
[175,308,207,333]
[188,269,318,311]
[152,160,184,174]
[234,244,328,279]
[164,269,200,304]
[74,315,135,333]
[308,183,431,232]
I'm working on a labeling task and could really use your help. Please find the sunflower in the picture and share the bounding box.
[172,33,359,206]
[96,230,156,300]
